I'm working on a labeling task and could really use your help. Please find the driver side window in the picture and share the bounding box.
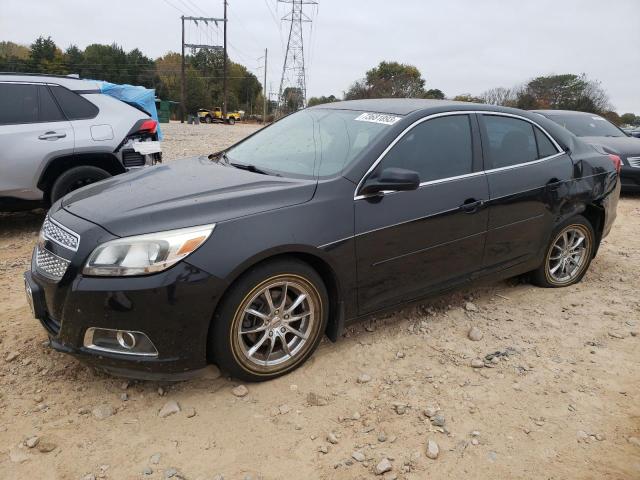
[377,115,473,183]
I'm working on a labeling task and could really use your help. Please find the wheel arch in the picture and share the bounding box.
[37,153,125,203]
[580,203,605,257]
[208,247,345,354]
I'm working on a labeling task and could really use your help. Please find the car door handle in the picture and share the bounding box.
[38,131,66,140]
[460,199,483,213]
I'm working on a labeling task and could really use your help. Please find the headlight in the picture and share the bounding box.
[83,224,215,276]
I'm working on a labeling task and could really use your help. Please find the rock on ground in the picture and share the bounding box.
[158,401,181,418]
[375,457,392,475]
[468,326,483,341]
[426,439,439,459]
[232,385,249,397]
[92,404,115,420]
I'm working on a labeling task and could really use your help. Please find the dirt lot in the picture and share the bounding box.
[1,122,639,480]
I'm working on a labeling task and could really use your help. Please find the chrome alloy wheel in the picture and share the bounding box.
[235,277,318,369]
[546,225,590,284]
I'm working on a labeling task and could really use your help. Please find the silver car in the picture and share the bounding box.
[0,73,161,210]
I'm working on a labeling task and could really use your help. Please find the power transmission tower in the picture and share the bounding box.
[277,0,316,115]
[180,15,225,123]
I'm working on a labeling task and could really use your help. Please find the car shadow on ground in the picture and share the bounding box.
[0,209,46,236]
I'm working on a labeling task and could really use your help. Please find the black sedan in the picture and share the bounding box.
[534,109,640,192]
[25,99,620,382]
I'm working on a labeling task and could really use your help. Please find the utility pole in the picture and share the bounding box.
[222,0,228,118]
[277,0,316,116]
[181,15,185,123]
[180,15,225,123]
[263,48,268,123]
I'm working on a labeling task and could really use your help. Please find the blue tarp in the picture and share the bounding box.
[93,81,163,140]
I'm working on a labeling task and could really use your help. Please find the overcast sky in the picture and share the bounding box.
[2,0,639,112]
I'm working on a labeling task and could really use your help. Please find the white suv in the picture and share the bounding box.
[0,73,161,210]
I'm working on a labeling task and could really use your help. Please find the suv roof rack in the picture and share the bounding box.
[0,72,83,79]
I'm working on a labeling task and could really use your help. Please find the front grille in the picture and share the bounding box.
[42,215,79,251]
[36,247,71,280]
[122,149,146,167]
[627,156,640,168]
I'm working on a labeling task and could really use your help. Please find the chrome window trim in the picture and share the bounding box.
[483,151,565,174]
[45,215,80,252]
[354,110,564,200]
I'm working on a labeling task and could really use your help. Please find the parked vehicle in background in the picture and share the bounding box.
[25,99,620,382]
[622,127,640,138]
[0,73,162,211]
[534,110,640,192]
[197,107,242,125]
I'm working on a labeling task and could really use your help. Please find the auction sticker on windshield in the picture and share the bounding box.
[355,112,402,125]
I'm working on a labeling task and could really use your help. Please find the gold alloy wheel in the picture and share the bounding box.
[544,224,592,286]
[230,274,323,375]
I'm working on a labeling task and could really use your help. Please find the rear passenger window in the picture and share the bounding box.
[50,85,98,120]
[483,116,537,169]
[38,86,64,122]
[378,115,473,183]
[0,83,38,124]
[534,127,559,158]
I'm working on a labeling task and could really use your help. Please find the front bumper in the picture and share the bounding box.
[620,165,640,192]
[25,208,229,379]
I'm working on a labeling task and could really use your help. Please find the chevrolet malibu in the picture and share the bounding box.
[24,99,620,382]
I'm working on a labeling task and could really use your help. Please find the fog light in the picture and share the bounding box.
[83,328,158,357]
[116,331,137,350]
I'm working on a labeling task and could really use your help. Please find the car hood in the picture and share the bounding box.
[62,156,317,237]
[581,136,640,157]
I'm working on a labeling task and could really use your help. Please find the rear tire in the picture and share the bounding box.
[49,166,111,203]
[531,215,595,288]
[227,117,236,125]
[209,258,328,382]
[204,115,213,124]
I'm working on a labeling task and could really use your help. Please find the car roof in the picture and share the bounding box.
[313,98,552,120]
[532,109,602,117]
[0,73,100,91]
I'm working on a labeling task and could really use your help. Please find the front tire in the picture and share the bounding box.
[227,117,236,125]
[204,115,213,124]
[49,166,111,203]
[531,215,595,288]
[209,258,328,382]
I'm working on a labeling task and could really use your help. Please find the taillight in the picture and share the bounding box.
[608,154,622,174]
[137,119,157,134]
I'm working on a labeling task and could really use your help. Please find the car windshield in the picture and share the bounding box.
[548,114,626,137]
[225,109,399,178]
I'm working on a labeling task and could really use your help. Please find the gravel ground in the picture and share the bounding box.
[160,121,262,162]
[0,124,639,480]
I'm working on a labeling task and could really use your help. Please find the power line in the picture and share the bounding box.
[160,0,186,14]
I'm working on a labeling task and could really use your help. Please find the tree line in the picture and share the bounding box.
[0,37,264,116]
[2,41,638,126]
[309,61,638,126]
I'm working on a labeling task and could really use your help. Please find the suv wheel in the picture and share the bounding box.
[227,117,236,125]
[50,166,111,203]
[531,215,595,288]
[209,258,328,381]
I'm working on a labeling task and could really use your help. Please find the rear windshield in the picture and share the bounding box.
[226,109,400,178]
[547,114,626,138]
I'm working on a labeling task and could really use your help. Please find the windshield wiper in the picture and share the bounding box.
[230,162,278,176]
[208,151,231,163]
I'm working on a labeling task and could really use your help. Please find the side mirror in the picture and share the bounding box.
[360,167,420,196]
